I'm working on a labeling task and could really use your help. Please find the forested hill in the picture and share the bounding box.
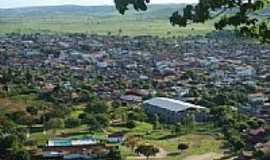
[0,4,186,19]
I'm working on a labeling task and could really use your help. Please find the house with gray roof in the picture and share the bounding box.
[143,97,208,123]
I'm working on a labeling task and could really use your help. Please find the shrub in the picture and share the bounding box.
[126,120,136,129]
[65,118,81,128]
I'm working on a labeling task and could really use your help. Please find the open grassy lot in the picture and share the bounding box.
[122,132,224,160]
[110,122,224,160]
[150,134,224,160]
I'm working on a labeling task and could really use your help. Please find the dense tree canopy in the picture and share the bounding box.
[114,0,270,42]
[0,113,30,160]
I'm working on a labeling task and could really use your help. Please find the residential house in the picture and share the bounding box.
[107,132,125,144]
[43,137,109,160]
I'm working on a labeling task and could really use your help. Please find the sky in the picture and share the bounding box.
[0,0,199,9]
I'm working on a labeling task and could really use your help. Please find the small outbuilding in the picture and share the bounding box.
[107,132,125,144]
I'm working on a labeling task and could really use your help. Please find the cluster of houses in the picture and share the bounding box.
[2,33,270,115]
[43,137,101,160]
[0,30,269,159]
[43,133,125,160]
[0,32,269,122]
[239,126,270,160]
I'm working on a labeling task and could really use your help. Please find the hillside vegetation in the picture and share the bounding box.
[0,4,216,36]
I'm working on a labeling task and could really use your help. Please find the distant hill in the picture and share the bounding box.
[0,4,269,36]
[0,4,185,19]
[0,4,212,36]
[0,5,115,17]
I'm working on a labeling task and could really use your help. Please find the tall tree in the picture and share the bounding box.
[114,0,270,42]
[178,143,189,153]
[0,114,30,160]
[44,118,64,136]
[135,144,159,160]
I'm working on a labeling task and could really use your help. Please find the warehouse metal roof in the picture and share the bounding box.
[143,97,206,112]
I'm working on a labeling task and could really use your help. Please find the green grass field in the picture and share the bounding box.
[0,16,214,36]
[0,6,216,37]
[27,119,225,160]
[150,134,224,160]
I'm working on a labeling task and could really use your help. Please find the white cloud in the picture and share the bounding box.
[0,0,199,9]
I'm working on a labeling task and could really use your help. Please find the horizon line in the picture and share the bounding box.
[0,3,192,10]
